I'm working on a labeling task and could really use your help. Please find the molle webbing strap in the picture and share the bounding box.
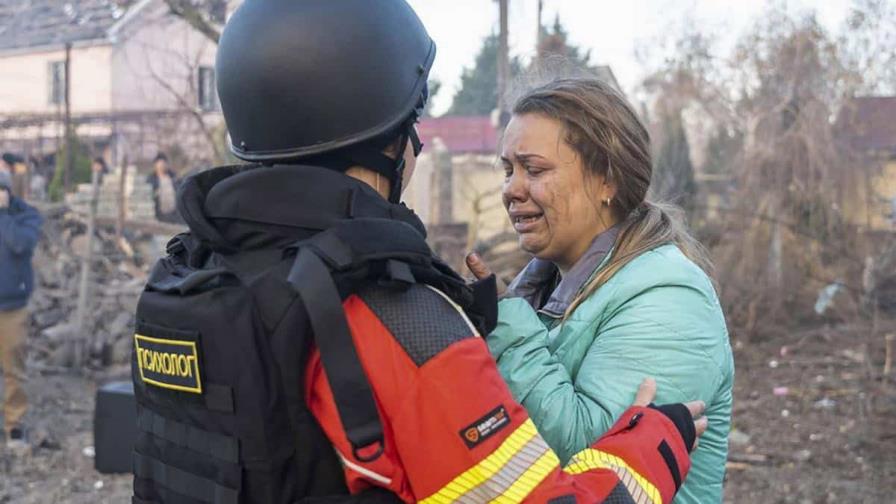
[133,452,239,504]
[136,409,239,464]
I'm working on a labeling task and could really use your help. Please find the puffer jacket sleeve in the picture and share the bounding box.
[0,200,43,256]
[488,278,727,466]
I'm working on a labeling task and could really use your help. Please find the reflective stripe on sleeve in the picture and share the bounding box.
[564,448,662,504]
[419,419,559,504]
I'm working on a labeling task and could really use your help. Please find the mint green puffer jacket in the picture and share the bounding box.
[488,244,734,503]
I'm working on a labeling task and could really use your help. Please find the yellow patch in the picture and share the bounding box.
[134,334,203,394]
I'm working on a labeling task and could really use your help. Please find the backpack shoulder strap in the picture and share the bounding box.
[285,218,499,464]
[287,244,385,462]
[283,218,442,464]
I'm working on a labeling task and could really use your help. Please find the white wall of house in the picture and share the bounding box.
[110,2,219,113]
[0,0,224,165]
[0,0,220,117]
[0,43,113,115]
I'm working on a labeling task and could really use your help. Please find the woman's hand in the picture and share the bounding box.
[633,378,707,452]
[465,252,507,296]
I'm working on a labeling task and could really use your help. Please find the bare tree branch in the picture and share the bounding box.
[163,0,220,45]
[142,47,226,162]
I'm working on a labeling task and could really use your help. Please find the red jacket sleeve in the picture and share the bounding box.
[305,289,690,503]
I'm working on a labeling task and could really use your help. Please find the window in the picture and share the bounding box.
[198,66,217,111]
[48,61,66,105]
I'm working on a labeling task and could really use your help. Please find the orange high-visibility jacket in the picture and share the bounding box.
[306,284,691,503]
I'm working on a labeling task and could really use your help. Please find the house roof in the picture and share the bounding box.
[0,0,138,52]
[417,116,499,154]
[415,66,620,156]
[835,96,896,156]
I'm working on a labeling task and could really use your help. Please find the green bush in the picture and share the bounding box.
[48,134,92,202]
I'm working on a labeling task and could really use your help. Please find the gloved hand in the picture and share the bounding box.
[632,378,707,453]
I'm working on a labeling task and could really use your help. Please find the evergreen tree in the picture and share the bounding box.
[422,79,442,118]
[446,33,522,116]
[48,132,92,202]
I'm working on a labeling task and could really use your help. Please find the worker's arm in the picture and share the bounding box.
[306,286,699,503]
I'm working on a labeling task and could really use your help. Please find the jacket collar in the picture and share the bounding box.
[177,164,426,252]
[507,224,620,318]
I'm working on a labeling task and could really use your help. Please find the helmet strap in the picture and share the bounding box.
[301,118,422,204]
[388,130,412,204]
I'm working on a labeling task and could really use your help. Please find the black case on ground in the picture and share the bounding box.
[94,380,137,474]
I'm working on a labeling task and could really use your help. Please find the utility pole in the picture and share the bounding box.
[75,166,100,367]
[64,42,73,193]
[536,0,544,49]
[496,0,510,127]
[116,155,129,242]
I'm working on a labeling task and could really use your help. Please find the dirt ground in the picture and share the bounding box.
[0,365,133,504]
[1,321,894,503]
[723,320,896,503]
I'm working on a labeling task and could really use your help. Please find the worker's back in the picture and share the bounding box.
[131,163,494,503]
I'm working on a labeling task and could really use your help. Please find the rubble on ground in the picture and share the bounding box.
[26,204,173,369]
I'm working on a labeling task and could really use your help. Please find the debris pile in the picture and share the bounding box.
[26,205,171,369]
[64,166,156,220]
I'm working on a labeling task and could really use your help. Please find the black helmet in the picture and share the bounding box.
[217,0,434,201]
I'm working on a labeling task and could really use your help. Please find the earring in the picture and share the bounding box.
[604,197,612,206]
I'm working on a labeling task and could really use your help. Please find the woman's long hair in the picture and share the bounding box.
[511,78,713,318]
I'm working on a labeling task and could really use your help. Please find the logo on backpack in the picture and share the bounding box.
[459,405,510,449]
[135,333,203,394]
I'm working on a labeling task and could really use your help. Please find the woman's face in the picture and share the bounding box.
[501,113,615,271]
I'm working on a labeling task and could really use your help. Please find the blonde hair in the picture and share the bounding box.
[511,78,712,318]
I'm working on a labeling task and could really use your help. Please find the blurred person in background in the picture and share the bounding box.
[0,170,42,453]
[0,153,11,174]
[91,157,109,185]
[468,78,734,503]
[146,152,180,223]
[27,157,47,202]
[2,153,28,199]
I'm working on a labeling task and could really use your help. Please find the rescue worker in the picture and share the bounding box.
[133,1,705,502]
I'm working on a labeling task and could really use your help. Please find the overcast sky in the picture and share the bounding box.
[406,0,854,115]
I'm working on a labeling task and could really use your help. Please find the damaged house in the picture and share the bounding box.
[0,0,225,171]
